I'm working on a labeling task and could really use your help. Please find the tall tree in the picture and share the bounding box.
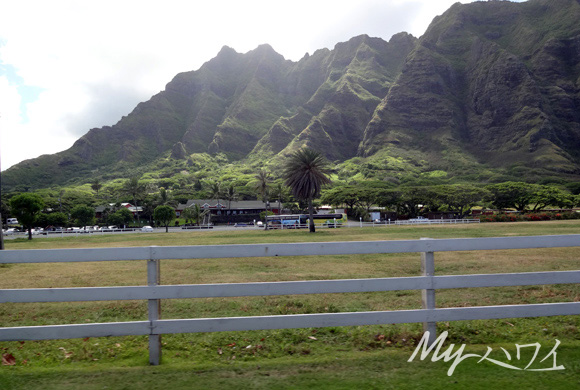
[206,180,222,206]
[70,205,96,228]
[0,196,8,250]
[108,208,133,227]
[320,186,361,211]
[529,185,575,211]
[122,177,145,224]
[223,184,239,217]
[253,169,272,230]
[181,205,195,225]
[58,190,65,213]
[156,188,177,207]
[10,193,45,240]
[91,179,103,199]
[432,184,488,217]
[283,148,332,232]
[486,182,535,212]
[397,187,432,218]
[273,182,288,215]
[357,187,381,215]
[154,205,175,233]
[183,203,209,226]
[140,194,156,224]
[375,189,402,213]
[46,212,69,228]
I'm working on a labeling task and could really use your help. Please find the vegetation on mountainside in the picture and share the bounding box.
[2,1,580,221]
[5,1,579,194]
[360,0,580,178]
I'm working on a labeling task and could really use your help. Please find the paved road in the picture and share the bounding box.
[1,225,265,239]
[1,222,364,239]
[4,219,464,239]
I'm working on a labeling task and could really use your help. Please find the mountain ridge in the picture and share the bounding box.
[4,0,580,192]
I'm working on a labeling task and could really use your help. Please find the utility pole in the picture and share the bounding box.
[0,197,4,249]
[0,115,4,250]
[0,194,4,249]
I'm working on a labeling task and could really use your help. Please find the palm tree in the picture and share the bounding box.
[157,188,177,207]
[205,180,222,205]
[122,176,145,225]
[273,182,288,215]
[58,190,65,213]
[253,169,272,230]
[91,179,103,200]
[223,183,239,220]
[282,148,332,232]
[183,203,209,226]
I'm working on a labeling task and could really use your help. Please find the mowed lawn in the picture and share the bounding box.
[1,221,579,389]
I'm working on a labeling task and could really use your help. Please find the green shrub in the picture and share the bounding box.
[480,212,579,223]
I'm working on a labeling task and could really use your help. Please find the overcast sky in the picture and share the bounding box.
[0,0,524,171]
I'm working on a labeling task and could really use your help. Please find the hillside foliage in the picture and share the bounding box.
[3,0,580,194]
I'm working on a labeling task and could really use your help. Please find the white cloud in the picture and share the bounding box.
[0,0,488,170]
[0,76,25,170]
[0,76,76,170]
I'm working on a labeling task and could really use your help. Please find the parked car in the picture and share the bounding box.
[102,226,118,232]
[141,226,154,232]
[408,217,429,223]
[3,228,18,235]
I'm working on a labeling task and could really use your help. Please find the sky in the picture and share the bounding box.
[0,0,525,171]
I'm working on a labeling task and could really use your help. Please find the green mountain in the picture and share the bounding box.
[360,0,580,182]
[4,0,580,192]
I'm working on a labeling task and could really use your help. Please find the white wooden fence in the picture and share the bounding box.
[358,218,481,227]
[1,235,579,365]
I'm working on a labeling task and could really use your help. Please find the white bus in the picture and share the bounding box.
[266,213,345,229]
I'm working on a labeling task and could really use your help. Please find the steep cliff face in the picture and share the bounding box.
[4,32,417,190]
[4,0,580,191]
[360,0,580,176]
[252,33,417,162]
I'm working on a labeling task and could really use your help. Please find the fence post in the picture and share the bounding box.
[420,238,436,345]
[148,247,162,365]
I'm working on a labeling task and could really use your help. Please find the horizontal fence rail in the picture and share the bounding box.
[1,234,579,365]
[2,235,579,264]
[3,303,580,342]
[3,271,580,303]
[359,219,481,227]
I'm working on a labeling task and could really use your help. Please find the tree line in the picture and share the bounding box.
[3,148,579,239]
[320,181,580,221]
[2,148,334,238]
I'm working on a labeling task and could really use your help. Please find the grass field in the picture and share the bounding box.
[1,221,579,389]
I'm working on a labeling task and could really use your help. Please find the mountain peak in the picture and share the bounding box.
[216,45,238,58]
[248,43,285,62]
[3,0,580,191]
[254,43,275,52]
